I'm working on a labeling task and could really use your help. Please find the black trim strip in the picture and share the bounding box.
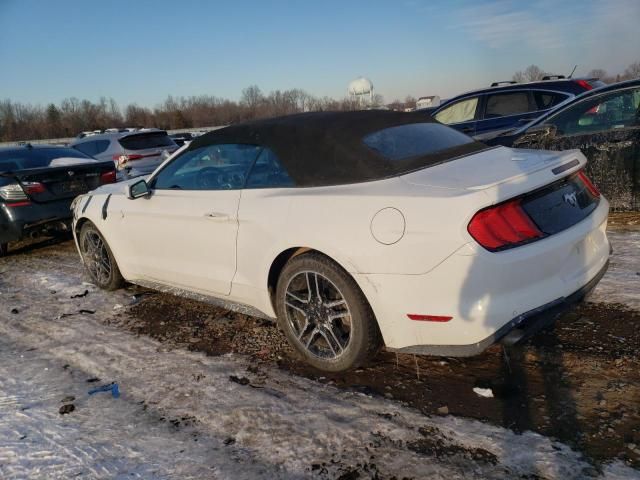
[101,194,111,220]
[552,158,580,175]
[81,195,92,214]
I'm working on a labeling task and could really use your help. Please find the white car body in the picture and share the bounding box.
[71,117,610,359]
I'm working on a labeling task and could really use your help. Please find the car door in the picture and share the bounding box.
[433,96,480,137]
[516,85,640,210]
[119,143,263,295]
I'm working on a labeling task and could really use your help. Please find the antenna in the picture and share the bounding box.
[568,65,577,79]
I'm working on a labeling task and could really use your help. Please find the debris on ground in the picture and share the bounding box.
[59,404,75,415]
[229,375,250,386]
[473,387,494,398]
[88,382,120,398]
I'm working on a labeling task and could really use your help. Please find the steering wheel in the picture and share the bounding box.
[197,167,232,190]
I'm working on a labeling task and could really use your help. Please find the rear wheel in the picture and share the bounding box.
[79,222,124,290]
[0,243,7,257]
[275,253,382,372]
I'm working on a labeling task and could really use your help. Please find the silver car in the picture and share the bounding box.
[70,129,178,179]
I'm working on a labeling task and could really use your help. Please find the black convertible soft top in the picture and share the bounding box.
[188,110,488,187]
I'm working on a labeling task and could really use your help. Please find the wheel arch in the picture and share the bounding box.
[266,246,372,319]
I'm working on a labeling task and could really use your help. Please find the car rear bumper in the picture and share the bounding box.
[353,197,610,355]
[390,258,608,356]
[0,199,73,244]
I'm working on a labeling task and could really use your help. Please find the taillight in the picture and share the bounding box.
[100,170,117,184]
[113,154,144,167]
[468,199,543,251]
[574,79,593,91]
[0,181,44,201]
[0,183,28,201]
[22,181,46,195]
[577,170,600,198]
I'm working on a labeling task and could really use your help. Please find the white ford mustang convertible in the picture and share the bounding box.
[72,111,610,371]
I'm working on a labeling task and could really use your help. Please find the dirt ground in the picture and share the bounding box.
[125,293,640,471]
[4,211,640,474]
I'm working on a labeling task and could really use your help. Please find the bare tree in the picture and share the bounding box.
[512,65,546,82]
[622,61,640,80]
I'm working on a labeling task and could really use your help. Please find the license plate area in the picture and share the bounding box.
[57,179,88,194]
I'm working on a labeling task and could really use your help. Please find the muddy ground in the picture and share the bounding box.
[4,212,640,474]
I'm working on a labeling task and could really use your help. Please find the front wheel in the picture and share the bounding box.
[78,222,124,290]
[275,253,382,372]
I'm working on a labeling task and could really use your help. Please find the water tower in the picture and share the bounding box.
[348,77,374,106]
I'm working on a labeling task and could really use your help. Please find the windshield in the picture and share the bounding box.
[0,147,92,172]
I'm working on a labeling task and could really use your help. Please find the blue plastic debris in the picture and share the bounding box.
[88,382,120,398]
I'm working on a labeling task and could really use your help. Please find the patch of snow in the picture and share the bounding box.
[0,264,637,478]
[588,229,640,310]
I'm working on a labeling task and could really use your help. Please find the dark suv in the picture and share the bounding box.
[430,76,605,140]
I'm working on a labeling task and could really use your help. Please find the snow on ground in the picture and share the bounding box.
[588,228,640,310]
[1,251,639,478]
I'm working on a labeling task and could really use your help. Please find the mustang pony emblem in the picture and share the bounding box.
[563,191,578,207]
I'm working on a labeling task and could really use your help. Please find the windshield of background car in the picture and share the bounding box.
[0,147,93,172]
[363,123,474,161]
[118,132,176,151]
[545,87,640,135]
[434,97,478,124]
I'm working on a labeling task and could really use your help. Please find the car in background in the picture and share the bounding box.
[70,128,178,180]
[170,132,196,147]
[71,111,609,372]
[485,79,640,210]
[0,144,116,256]
[430,76,605,140]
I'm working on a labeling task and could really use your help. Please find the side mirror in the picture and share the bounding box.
[514,124,557,147]
[127,179,151,199]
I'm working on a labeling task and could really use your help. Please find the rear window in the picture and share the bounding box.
[118,132,176,151]
[363,123,474,161]
[533,91,569,110]
[0,147,92,172]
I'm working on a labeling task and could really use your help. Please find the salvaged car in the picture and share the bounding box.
[72,111,610,372]
[485,79,640,210]
[0,144,116,256]
[430,76,604,140]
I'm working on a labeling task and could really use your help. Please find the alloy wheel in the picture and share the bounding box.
[81,230,112,285]
[284,270,352,359]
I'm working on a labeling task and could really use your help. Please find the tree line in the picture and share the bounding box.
[512,62,640,83]
[0,86,363,142]
[1,60,638,142]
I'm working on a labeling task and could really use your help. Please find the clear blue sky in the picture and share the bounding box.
[1,0,638,107]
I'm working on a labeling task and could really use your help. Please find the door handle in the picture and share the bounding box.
[204,211,230,220]
[461,127,474,133]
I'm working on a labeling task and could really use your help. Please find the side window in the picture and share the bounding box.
[94,140,110,155]
[533,91,569,110]
[547,87,640,135]
[74,141,96,156]
[484,92,531,118]
[434,97,478,124]
[153,143,262,191]
[245,148,294,188]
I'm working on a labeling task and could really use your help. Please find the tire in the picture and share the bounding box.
[78,222,124,291]
[275,252,382,372]
[0,243,7,257]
